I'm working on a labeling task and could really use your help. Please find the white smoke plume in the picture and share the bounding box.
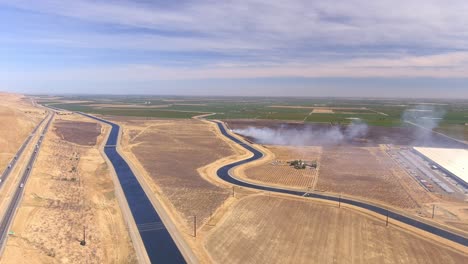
[402,105,446,130]
[401,105,446,145]
[232,120,368,146]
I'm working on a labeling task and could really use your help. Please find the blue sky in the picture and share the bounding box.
[1,0,468,98]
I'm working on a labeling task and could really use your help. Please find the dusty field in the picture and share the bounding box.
[54,120,101,146]
[1,114,136,264]
[205,195,467,264]
[116,118,236,228]
[244,146,320,189]
[318,146,432,209]
[0,93,44,171]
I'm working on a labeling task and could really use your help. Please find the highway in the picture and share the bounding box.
[81,113,186,264]
[0,112,54,251]
[212,120,468,247]
[0,115,48,189]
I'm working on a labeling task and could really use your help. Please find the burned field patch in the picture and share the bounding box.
[54,120,101,146]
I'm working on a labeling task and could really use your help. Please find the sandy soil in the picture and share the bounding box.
[1,114,136,264]
[0,93,44,171]
[318,145,432,209]
[205,195,467,264]
[243,146,320,189]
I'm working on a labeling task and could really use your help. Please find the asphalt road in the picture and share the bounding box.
[0,115,48,189]
[0,112,54,251]
[81,113,186,264]
[213,120,468,247]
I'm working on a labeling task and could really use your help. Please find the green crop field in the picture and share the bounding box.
[35,95,468,141]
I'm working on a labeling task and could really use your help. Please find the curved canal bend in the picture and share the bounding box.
[82,114,186,264]
[213,120,468,247]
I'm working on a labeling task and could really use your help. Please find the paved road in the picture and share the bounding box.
[0,112,54,251]
[0,115,48,189]
[81,114,186,264]
[212,120,468,247]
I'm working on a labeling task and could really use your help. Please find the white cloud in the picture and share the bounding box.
[1,0,468,81]
[2,52,468,83]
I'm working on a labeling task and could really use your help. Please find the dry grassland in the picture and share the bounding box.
[117,118,235,227]
[0,93,44,170]
[317,146,432,209]
[205,195,467,264]
[1,114,136,264]
[244,146,320,189]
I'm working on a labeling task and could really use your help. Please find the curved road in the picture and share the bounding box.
[212,120,468,247]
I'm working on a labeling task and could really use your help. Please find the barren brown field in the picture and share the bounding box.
[317,146,432,209]
[243,146,320,189]
[0,93,44,170]
[205,195,467,264]
[312,108,334,113]
[1,114,136,264]
[115,118,236,228]
[54,120,101,146]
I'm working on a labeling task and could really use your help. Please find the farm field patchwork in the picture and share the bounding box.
[36,95,468,134]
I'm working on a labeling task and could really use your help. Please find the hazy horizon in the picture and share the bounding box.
[1,1,468,98]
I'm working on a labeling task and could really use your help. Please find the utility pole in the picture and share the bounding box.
[80,226,86,246]
[386,210,389,227]
[338,195,341,208]
[432,205,435,219]
[193,215,197,238]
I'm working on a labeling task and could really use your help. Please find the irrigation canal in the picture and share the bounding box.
[82,114,185,264]
[213,121,468,247]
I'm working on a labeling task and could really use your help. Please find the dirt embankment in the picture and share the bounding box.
[205,195,467,264]
[1,114,136,264]
[0,93,44,171]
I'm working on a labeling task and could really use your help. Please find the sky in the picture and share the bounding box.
[1,0,468,98]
